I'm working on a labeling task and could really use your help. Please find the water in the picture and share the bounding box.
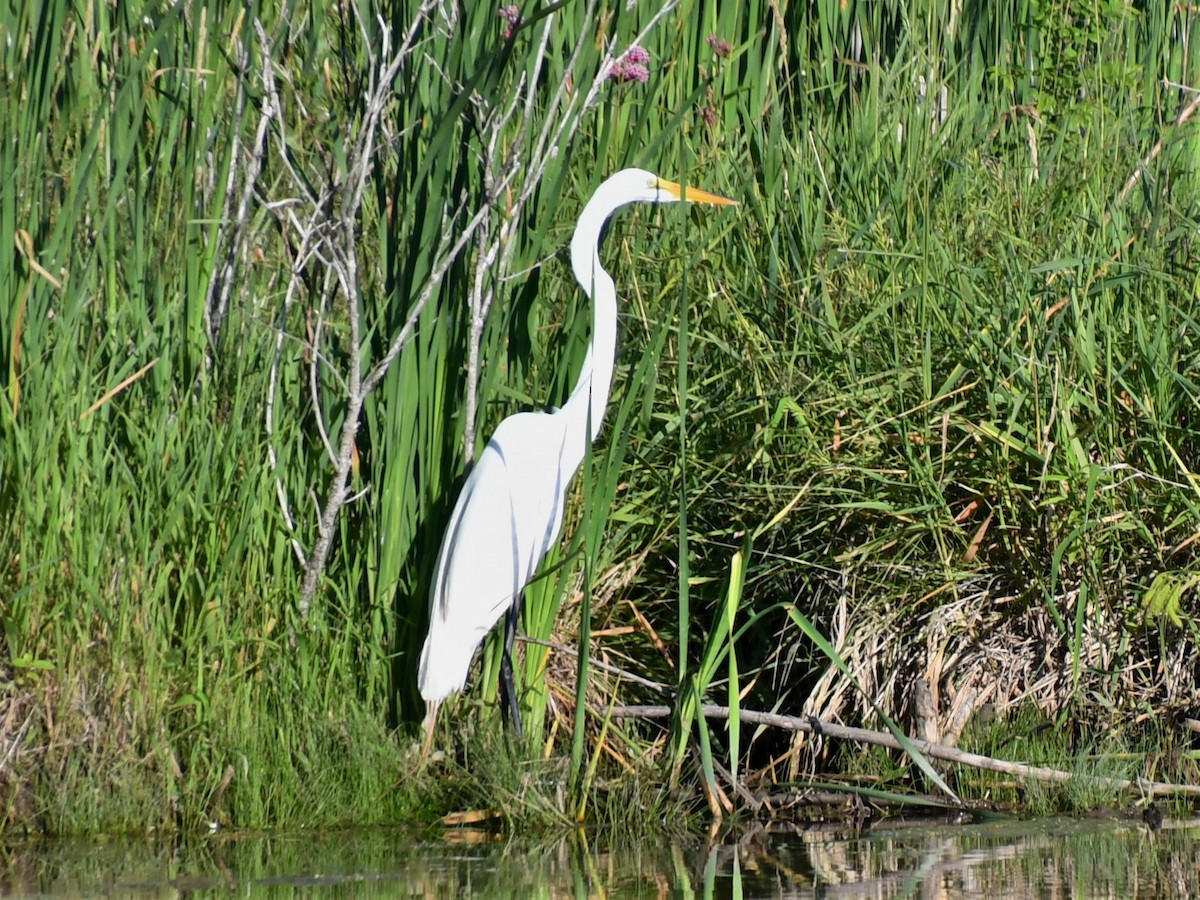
[3,815,1197,897]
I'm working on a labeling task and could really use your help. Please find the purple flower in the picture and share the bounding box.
[706,34,733,58]
[699,106,716,126]
[623,46,650,65]
[498,5,520,38]
[614,63,652,84]
[610,46,652,83]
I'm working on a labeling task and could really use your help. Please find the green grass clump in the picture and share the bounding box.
[955,706,1198,816]
[421,716,699,836]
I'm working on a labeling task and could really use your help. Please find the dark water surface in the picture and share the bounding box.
[3,814,1198,897]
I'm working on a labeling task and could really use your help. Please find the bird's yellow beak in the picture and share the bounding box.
[655,178,737,206]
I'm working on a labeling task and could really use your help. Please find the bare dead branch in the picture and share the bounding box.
[308,266,339,466]
[1118,80,1200,204]
[607,704,1200,799]
[296,3,445,611]
[361,197,493,397]
[205,34,273,345]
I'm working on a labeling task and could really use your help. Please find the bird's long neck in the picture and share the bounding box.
[564,209,618,445]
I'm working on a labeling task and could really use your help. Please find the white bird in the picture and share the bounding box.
[417,168,736,749]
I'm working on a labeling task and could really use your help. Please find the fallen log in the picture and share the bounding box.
[605,704,1200,799]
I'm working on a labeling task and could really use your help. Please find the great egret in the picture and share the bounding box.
[418,168,736,748]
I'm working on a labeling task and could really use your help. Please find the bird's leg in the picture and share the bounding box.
[499,599,524,741]
[408,699,440,775]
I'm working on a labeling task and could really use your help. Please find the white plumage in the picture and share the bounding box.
[417,168,735,745]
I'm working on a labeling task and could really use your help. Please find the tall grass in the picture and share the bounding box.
[1,0,1199,833]
[658,0,1200,786]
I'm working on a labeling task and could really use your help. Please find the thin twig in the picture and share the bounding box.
[360,198,496,397]
[79,359,159,421]
[308,266,339,466]
[1118,80,1200,203]
[204,33,272,345]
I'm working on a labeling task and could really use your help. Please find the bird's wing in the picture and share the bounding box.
[494,411,579,578]
[427,440,521,632]
[419,411,575,701]
[427,412,569,624]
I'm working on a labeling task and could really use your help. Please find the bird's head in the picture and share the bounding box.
[571,168,736,288]
[603,167,738,208]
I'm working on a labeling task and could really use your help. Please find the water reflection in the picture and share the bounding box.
[717,816,1200,898]
[1,815,1197,897]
